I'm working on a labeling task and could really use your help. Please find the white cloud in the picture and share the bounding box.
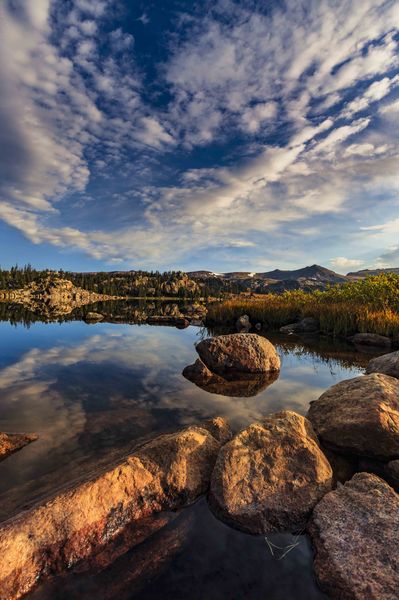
[330,257,364,270]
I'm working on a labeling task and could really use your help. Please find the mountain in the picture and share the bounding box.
[347,267,399,278]
[188,264,349,293]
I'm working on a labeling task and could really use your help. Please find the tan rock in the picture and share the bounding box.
[182,358,279,397]
[209,411,332,533]
[307,373,399,459]
[366,350,399,379]
[308,473,399,600]
[0,432,37,462]
[84,311,104,322]
[0,419,230,599]
[195,333,280,375]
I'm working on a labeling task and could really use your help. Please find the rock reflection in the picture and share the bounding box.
[183,358,279,397]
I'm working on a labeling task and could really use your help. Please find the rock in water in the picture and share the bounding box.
[209,411,332,533]
[351,332,391,348]
[195,333,280,375]
[236,314,251,331]
[279,317,319,334]
[366,350,399,379]
[308,473,399,600]
[0,432,38,461]
[0,419,231,599]
[307,373,399,459]
[84,311,104,322]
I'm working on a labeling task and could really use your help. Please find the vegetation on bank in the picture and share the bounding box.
[206,274,399,338]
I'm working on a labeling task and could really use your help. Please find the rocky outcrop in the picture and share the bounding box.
[195,333,281,375]
[209,411,332,534]
[308,473,399,600]
[307,373,399,459]
[0,276,121,319]
[351,332,392,348]
[0,419,231,599]
[280,317,319,334]
[366,350,399,379]
[182,358,279,397]
[0,432,38,462]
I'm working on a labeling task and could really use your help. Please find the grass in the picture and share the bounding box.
[206,273,399,339]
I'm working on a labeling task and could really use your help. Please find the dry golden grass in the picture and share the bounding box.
[206,274,399,338]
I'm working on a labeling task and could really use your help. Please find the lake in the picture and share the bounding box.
[0,307,379,599]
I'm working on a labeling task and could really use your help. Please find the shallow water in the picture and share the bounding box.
[0,310,381,599]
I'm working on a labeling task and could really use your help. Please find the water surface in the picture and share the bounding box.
[0,310,379,599]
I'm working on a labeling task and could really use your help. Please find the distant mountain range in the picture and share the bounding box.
[188,264,398,294]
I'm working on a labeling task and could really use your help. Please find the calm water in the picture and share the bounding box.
[0,309,379,599]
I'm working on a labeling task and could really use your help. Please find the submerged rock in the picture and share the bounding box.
[195,333,280,376]
[366,350,399,379]
[209,411,332,533]
[182,358,279,397]
[280,317,319,334]
[351,332,391,348]
[308,473,399,600]
[307,373,399,459]
[0,419,231,599]
[0,432,38,461]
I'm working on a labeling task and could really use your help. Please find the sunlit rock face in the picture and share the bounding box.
[0,418,231,599]
[209,411,332,534]
[307,373,399,459]
[183,358,279,397]
[195,333,281,375]
[308,473,399,600]
[0,432,37,461]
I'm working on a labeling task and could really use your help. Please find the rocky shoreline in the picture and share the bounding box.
[1,334,399,598]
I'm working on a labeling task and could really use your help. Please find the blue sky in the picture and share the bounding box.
[0,0,399,273]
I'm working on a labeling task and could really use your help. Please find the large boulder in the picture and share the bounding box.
[182,358,279,397]
[0,432,37,461]
[366,350,399,379]
[0,419,231,599]
[308,473,399,600]
[195,333,280,376]
[209,411,332,533]
[307,373,399,459]
[351,332,391,348]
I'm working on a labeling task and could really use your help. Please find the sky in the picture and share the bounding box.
[0,0,399,274]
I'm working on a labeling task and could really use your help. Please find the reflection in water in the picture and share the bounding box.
[183,358,280,397]
[0,320,374,522]
[0,317,377,599]
[29,498,327,600]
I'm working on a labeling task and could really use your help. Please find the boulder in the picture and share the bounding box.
[0,419,231,599]
[385,460,399,491]
[209,411,333,533]
[236,314,251,331]
[84,311,104,322]
[366,350,399,379]
[0,432,38,461]
[351,332,391,348]
[182,358,279,397]
[307,373,399,459]
[195,333,280,376]
[308,473,399,600]
[280,317,319,334]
